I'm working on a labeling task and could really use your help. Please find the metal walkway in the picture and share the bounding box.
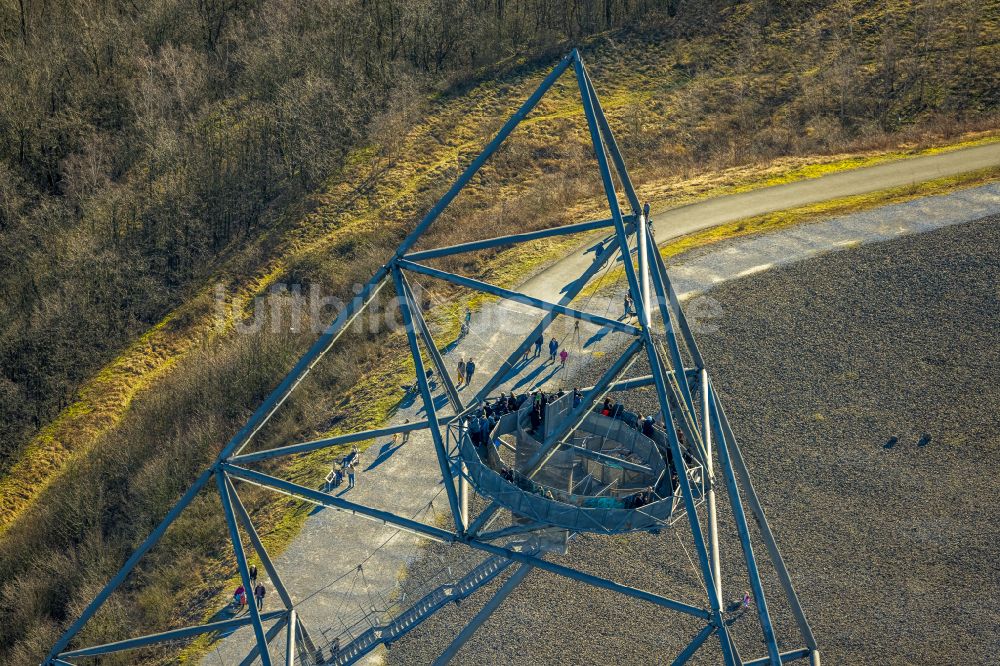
[320,545,534,665]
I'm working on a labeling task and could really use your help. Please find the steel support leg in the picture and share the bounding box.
[648,224,705,370]
[224,464,456,542]
[399,271,464,414]
[43,468,215,664]
[394,52,575,253]
[239,617,288,666]
[711,379,820,660]
[671,623,716,666]
[639,209,651,327]
[227,272,390,459]
[703,368,721,602]
[226,477,317,655]
[392,266,464,532]
[642,226,699,434]
[466,502,501,538]
[580,62,641,215]
[55,611,286,660]
[285,610,296,666]
[459,462,470,528]
[708,382,781,666]
[574,51,737,665]
[216,471,273,666]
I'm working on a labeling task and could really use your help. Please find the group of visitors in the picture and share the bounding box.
[327,445,360,490]
[466,391,527,446]
[521,335,569,368]
[547,336,570,367]
[456,357,476,387]
[465,386,580,443]
[528,388,568,433]
[231,564,267,612]
[494,460,561,503]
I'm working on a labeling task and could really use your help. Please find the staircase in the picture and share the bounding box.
[320,546,532,665]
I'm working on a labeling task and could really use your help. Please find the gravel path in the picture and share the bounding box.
[386,214,1000,665]
[525,146,1000,299]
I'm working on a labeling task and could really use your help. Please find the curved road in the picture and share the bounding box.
[521,141,1000,299]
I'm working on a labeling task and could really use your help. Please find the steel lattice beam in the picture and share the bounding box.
[43,48,816,666]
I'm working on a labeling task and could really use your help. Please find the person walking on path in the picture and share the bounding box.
[624,293,634,318]
[347,460,357,488]
[559,349,569,368]
[457,357,466,386]
[248,563,258,588]
[534,335,543,357]
[465,358,476,384]
[548,337,559,363]
[464,307,472,328]
[254,583,266,611]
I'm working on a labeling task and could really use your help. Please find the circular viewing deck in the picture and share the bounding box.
[457,393,703,535]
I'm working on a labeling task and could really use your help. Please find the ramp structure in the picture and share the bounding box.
[43,49,820,666]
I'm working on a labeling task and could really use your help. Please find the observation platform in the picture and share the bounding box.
[455,392,704,535]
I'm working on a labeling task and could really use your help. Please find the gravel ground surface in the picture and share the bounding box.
[386,215,1000,665]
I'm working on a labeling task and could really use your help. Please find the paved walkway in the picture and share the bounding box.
[525,142,1000,298]
[205,179,1000,664]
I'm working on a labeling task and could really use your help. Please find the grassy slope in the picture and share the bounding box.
[2,25,999,661]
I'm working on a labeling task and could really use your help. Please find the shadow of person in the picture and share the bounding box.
[366,440,405,471]
[512,361,551,390]
[531,365,563,390]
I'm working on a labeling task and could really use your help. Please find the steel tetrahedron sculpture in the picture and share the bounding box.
[43,49,820,666]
